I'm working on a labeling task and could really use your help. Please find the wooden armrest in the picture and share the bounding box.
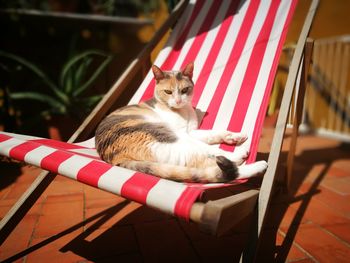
[190,190,259,236]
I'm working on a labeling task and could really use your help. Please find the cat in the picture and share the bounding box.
[95,62,267,183]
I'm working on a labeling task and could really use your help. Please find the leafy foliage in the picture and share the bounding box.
[0,50,113,120]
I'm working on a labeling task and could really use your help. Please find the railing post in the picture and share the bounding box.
[286,38,314,190]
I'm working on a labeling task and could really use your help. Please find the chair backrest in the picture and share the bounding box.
[130,0,298,163]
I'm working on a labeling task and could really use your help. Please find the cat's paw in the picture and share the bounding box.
[223,132,248,145]
[254,160,268,173]
[227,146,249,165]
[236,160,268,179]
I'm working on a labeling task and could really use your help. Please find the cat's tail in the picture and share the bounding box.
[119,156,267,183]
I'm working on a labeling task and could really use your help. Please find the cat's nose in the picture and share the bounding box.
[175,98,182,104]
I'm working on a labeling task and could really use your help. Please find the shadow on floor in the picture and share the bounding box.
[0,159,23,191]
[256,141,350,262]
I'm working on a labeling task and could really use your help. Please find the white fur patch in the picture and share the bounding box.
[237,161,268,178]
[153,104,198,132]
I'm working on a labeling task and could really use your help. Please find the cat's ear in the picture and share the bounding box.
[152,65,165,81]
[182,62,194,79]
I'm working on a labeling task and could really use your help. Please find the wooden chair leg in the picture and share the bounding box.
[241,0,319,258]
[286,39,314,190]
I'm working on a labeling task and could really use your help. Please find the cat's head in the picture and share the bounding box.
[152,62,194,109]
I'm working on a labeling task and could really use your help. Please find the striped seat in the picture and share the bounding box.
[0,0,298,220]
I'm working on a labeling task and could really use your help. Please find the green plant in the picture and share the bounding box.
[0,49,113,121]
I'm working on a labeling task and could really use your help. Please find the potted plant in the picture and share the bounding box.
[0,49,113,140]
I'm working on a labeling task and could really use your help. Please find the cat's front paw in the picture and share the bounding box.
[226,146,249,165]
[254,160,268,173]
[223,132,248,145]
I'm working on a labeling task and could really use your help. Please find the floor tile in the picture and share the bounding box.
[277,204,309,230]
[33,193,84,238]
[294,224,350,263]
[323,223,350,244]
[276,231,309,262]
[80,252,143,263]
[288,259,316,263]
[43,178,84,196]
[0,198,18,218]
[296,182,350,218]
[303,163,328,183]
[327,164,350,178]
[333,159,350,172]
[288,196,349,228]
[62,225,140,261]
[321,176,350,195]
[134,219,199,262]
[5,183,32,200]
[26,230,86,263]
[192,233,248,263]
[84,184,119,200]
[314,185,350,218]
[84,201,141,230]
[177,220,212,242]
[0,214,38,261]
[84,196,125,211]
[16,165,42,183]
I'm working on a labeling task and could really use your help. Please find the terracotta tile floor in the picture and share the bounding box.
[0,127,349,262]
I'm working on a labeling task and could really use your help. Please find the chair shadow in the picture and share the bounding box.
[0,158,24,191]
[256,141,350,262]
[1,201,131,263]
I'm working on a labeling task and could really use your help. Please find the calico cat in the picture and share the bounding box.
[95,62,267,183]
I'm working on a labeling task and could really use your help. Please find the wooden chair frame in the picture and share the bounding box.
[0,0,319,260]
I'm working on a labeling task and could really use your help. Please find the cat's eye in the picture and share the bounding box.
[181,87,189,94]
[164,90,172,95]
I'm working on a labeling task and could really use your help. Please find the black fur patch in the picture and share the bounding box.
[95,114,144,158]
[176,72,183,80]
[184,86,194,96]
[190,174,202,183]
[216,156,238,181]
[115,122,178,143]
[95,113,178,160]
[135,164,153,175]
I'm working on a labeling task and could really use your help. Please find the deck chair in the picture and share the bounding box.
[0,0,318,260]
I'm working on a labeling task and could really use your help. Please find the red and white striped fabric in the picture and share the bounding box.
[0,0,297,220]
